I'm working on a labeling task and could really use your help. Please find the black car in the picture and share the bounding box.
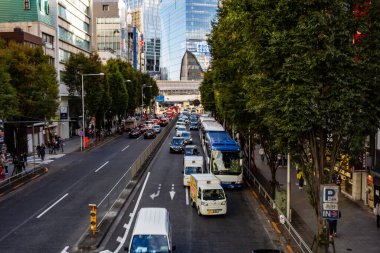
[170,137,185,153]
[129,128,141,138]
[144,129,156,139]
[184,145,200,156]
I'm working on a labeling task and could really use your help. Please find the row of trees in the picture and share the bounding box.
[63,53,158,130]
[201,0,380,252]
[0,38,158,154]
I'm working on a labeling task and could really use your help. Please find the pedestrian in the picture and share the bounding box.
[299,173,304,189]
[36,144,41,158]
[40,144,46,161]
[328,211,341,237]
[23,152,28,167]
[259,147,265,162]
[1,153,8,174]
[60,139,64,153]
[375,200,380,228]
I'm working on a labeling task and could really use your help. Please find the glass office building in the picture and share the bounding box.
[160,0,218,80]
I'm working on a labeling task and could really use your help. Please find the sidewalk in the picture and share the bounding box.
[253,145,380,253]
[4,136,81,179]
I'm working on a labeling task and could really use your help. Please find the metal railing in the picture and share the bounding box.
[0,164,47,191]
[244,166,312,253]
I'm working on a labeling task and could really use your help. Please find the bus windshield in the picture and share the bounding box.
[130,235,169,253]
[211,151,241,175]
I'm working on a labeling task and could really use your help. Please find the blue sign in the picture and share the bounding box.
[156,95,165,102]
[321,185,340,219]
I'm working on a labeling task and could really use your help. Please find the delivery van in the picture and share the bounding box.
[189,174,227,215]
[183,156,204,186]
[126,207,176,252]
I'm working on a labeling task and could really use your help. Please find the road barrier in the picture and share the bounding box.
[78,116,177,249]
[0,164,48,194]
[244,166,312,253]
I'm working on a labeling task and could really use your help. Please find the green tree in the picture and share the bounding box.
[6,42,59,120]
[63,53,106,129]
[106,60,129,122]
[0,59,18,120]
[241,0,380,251]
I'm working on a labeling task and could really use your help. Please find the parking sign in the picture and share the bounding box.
[321,185,340,219]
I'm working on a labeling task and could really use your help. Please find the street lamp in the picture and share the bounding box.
[81,73,105,151]
[141,84,152,118]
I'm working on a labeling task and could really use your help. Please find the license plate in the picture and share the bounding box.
[207,209,220,214]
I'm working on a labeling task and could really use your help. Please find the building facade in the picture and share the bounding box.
[0,0,92,141]
[93,0,127,64]
[160,0,218,81]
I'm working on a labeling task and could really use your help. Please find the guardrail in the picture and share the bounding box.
[0,164,48,192]
[244,166,312,253]
[95,117,176,227]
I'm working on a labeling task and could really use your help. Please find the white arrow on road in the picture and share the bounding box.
[150,184,161,200]
[170,184,175,200]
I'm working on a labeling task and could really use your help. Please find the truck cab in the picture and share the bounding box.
[190,174,227,216]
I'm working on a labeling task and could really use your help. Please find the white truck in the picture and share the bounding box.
[183,156,204,186]
[189,174,227,216]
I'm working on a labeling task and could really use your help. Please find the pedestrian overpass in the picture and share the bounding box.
[156,80,201,105]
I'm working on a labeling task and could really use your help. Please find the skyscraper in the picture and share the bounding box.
[160,0,218,81]
[126,0,160,77]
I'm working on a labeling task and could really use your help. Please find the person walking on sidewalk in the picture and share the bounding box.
[375,200,380,228]
[328,211,341,237]
[40,144,46,161]
[296,169,304,189]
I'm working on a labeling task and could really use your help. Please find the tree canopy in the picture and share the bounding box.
[203,0,380,251]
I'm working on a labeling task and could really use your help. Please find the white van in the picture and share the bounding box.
[126,208,176,253]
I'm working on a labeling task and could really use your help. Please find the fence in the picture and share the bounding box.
[0,163,48,192]
[244,166,313,253]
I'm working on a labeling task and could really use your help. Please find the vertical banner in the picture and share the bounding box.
[133,26,138,70]
[121,27,126,56]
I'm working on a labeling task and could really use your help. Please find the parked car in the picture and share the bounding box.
[144,128,156,139]
[129,127,141,138]
[184,145,200,156]
[153,124,161,134]
[170,137,185,153]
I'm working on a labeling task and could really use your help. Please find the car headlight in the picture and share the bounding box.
[201,201,208,206]
[221,201,226,205]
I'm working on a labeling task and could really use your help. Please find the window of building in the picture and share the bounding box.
[24,0,30,10]
[103,5,109,11]
[42,33,54,47]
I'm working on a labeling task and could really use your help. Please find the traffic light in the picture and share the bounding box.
[89,204,97,235]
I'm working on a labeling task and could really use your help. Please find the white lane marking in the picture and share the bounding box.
[60,246,69,253]
[114,172,151,253]
[137,135,142,140]
[121,145,130,152]
[170,184,175,200]
[150,184,161,200]
[95,161,109,173]
[185,187,189,205]
[37,193,69,219]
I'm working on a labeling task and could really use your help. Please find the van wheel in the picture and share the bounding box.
[191,200,195,207]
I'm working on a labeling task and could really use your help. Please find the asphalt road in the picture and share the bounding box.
[0,132,155,253]
[100,125,281,253]
[0,123,284,253]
